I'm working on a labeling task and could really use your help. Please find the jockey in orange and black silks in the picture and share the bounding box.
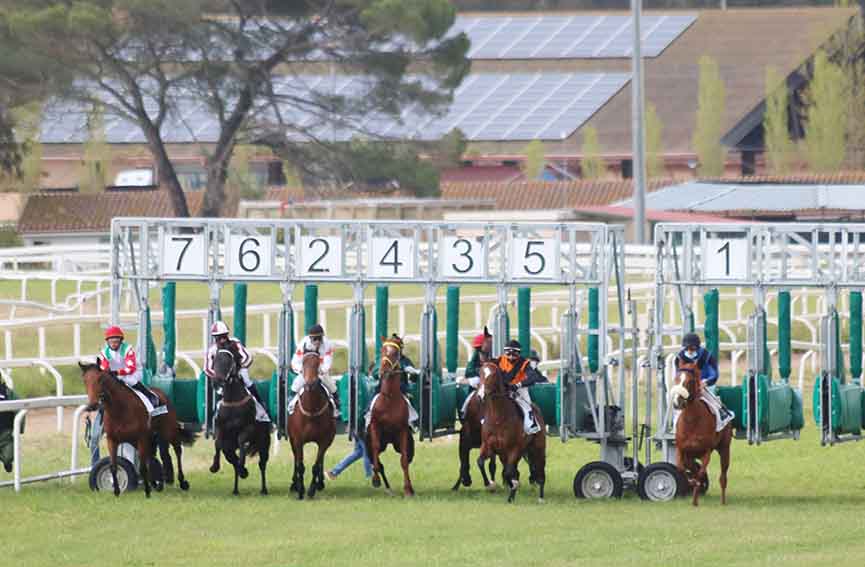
[489,339,547,434]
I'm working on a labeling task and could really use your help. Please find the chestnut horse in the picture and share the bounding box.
[453,330,499,491]
[208,349,271,496]
[672,359,732,506]
[287,349,336,500]
[365,336,415,497]
[79,362,194,497]
[477,362,546,503]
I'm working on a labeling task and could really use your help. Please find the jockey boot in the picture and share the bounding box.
[331,392,341,418]
[132,382,161,408]
[248,383,265,407]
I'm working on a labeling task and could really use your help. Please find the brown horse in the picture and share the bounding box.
[365,336,415,497]
[287,349,336,500]
[453,330,499,491]
[477,361,546,503]
[79,362,194,497]
[672,359,732,506]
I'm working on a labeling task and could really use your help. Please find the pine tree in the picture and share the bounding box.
[645,102,665,179]
[580,126,605,179]
[522,140,546,179]
[804,51,848,172]
[692,56,727,177]
[763,66,794,175]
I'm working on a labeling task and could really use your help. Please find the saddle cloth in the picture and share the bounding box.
[127,386,168,417]
[671,390,734,433]
[287,383,335,417]
[215,388,271,423]
[364,394,419,429]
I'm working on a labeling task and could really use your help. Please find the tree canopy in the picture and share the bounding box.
[0,0,469,215]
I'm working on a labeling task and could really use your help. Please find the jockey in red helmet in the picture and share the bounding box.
[98,325,161,410]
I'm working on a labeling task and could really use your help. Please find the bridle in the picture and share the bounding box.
[298,351,329,417]
[214,349,253,407]
[380,340,402,373]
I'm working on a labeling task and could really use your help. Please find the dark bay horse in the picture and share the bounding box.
[672,359,732,506]
[365,336,415,497]
[79,362,193,497]
[453,330,499,492]
[477,362,546,503]
[287,350,336,500]
[209,349,271,496]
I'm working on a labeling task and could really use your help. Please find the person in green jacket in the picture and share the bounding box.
[458,328,492,419]
[0,378,18,473]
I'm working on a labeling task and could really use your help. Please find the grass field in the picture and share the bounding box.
[3,405,865,567]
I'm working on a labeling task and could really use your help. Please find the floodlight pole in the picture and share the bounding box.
[631,0,648,244]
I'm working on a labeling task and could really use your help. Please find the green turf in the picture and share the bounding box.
[3,406,865,567]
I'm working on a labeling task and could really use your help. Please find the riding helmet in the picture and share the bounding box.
[472,333,488,348]
[503,339,522,354]
[210,321,230,337]
[308,324,325,337]
[104,325,124,340]
[682,332,701,349]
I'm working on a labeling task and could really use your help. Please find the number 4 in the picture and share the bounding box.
[380,240,403,274]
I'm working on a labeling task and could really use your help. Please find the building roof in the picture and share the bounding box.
[440,165,524,183]
[17,189,231,234]
[573,205,733,223]
[618,178,865,214]
[580,7,856,156]
[438,178,674,209]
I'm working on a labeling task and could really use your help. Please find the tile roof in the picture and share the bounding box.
[440,165,524,183]
[574,205,734,223]
[17,189,235,234]
[696,171,865,185]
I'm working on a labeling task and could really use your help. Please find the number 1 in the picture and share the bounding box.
[717,241,730,276]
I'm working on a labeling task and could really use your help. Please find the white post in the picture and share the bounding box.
[13,409,28,492]
[631,0,647,244]
[70,405,89,483]
[73,324,81,358]
[263,313,271,349]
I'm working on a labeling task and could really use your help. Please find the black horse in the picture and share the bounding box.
[208,349,271,496]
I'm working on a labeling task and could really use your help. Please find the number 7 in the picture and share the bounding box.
[172,236,193,271]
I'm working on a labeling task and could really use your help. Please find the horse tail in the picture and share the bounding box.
[175,425,198,446]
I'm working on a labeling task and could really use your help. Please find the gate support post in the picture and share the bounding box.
[277,282,295,437]
[348,283,367,441]
[419,283,438,441]
[204,281,223,438]
[492,285,509,357]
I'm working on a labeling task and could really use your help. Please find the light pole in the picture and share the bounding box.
[631,0,648,244]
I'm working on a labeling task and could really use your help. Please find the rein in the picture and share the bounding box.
[220,395,252,408]
[298,351,329,417]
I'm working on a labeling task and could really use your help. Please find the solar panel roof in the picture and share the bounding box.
[40,72,629,145]
[452,13,696,59]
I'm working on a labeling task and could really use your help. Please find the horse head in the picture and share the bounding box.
[301,348,321,388]
[672,358,702,410]
[478,361,505,399]
[479,327,493,363]
[211,348,239,387]
[79,360,111,411]
[380,333,403,374]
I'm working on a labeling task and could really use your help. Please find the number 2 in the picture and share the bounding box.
[308,238,330,273]
[171,236,193,271]
[717,242,730,276]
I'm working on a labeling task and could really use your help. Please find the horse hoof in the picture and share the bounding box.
[485,482,497,492]
[538,497,545,504]
[372,477,381,488]
[404,489,415,498]
[145,491,151,499]
[239,468,249,479]
[462,477,472,487]
[261,489,268,496]
[179,480,190,491]
[385,488,393,496]
[511,479,520,490]
[209,464,219,474]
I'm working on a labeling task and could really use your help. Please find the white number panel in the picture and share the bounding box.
[440,236,485,279]
[510,238,558,279]
[299,236,343,277]
[227,233,273,277]
[705,237,748,280]
[162,234,207,276]
[368,237,414,279]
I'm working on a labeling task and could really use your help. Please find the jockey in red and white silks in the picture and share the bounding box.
[98,325,161,409]
[289,324,340,417]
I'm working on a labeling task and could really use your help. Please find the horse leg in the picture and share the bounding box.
[452,430,471,491]
[210,438,222,473]
[399,428,414,497]
[172,439,189,491]
[477,441,496,492]
[718,432,731,505]
[530,440,546,503]
[236,430,250,480]
[221,439,242,496]
[137,438,151,499]
[107,437,121,498]
[308,441,326,499]
[503,458,519,503]
[158,439,174,485]
[258,429,269,496]
[693,451,713,507]
[489,456,498,486]
[369,424,383,489]
[290,439,305,500]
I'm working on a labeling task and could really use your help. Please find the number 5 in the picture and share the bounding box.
[523,241,546,275]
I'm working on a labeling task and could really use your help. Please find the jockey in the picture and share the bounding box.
[492,339,547,435]
[675,333,733,427]
[289,324,340,417]
[205,321,270,423]
[0,378,15,472]
[458,332,493,419]
[98,326,161,410]
[367,334,419,428]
